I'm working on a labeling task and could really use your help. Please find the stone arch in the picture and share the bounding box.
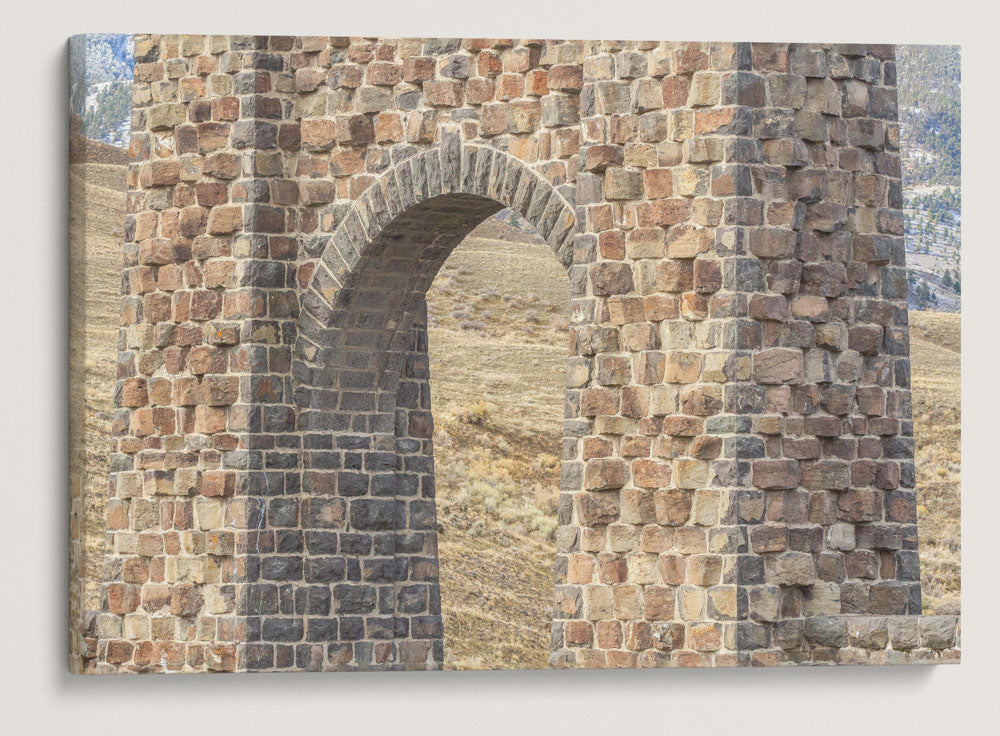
[281,135,583,670]
[297,136,578,345]
[91,36,954,675]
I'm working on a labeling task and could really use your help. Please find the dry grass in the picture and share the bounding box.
[72,162,961,670]
[909,311,962,614]
[69,163,126,613]
[425,221,570,669]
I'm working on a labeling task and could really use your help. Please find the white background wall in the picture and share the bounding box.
[2,1,995,733]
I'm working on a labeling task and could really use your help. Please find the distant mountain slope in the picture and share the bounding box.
[897,45,961,188]
[897,45,962,313]
[69,34,134,147]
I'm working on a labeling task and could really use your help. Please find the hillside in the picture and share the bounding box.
[897,45,961,189]
[897,45,962,313]
[69,34,134,147]
[69,114,127,165]
[908,310,962,615]
[69,162,127,614]
[426,224,569,669]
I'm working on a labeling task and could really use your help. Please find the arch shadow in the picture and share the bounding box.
[265,135,586,670]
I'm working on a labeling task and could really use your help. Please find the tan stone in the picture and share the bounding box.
[672,459,709,489]
[753,348,804,384]
[664,351,702,383]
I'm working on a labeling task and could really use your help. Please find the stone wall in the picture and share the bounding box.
[78,35,959,673]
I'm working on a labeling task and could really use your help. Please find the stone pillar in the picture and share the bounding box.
[94,34,304,672]
[87,36,957,673]
[554,41,950,668]
[555,40,769,668]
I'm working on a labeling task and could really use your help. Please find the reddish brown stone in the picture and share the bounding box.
[585,459,627,491]
[753,459,800,490]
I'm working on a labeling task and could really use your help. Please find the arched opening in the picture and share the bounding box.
[282,144,582,671]
[425,210,571,669]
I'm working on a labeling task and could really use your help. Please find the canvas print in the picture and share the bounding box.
[68,35,961,673]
